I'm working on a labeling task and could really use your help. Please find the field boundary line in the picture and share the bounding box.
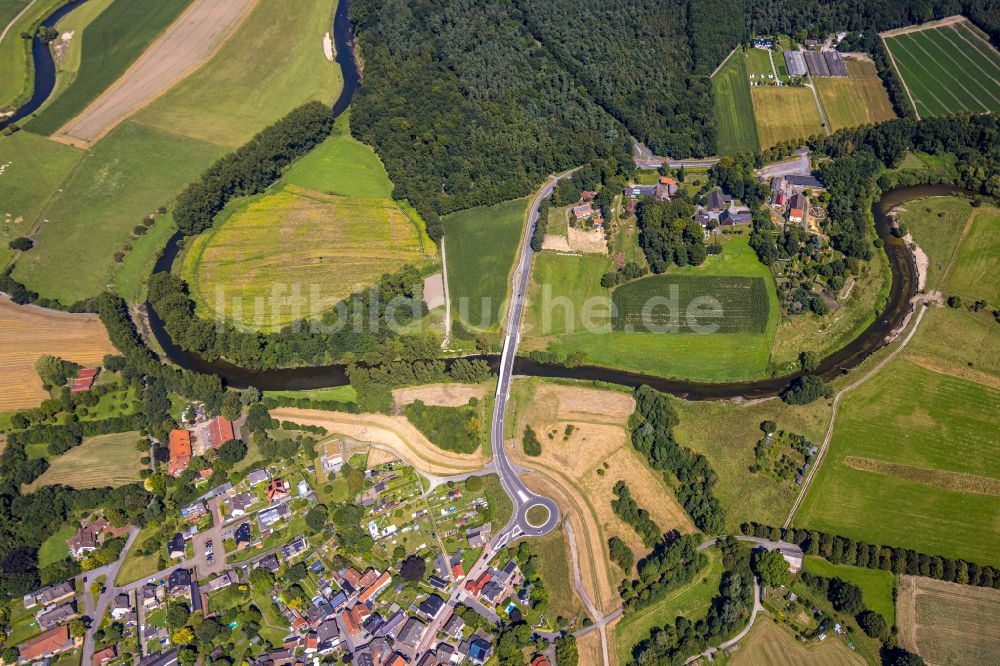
[889,36,974,113]
[710,46,740,79]
[51,0,262,147]
[879,15,965,38]
[940,27,1000,88]
[784,302,929,528]
[900,32,998,109]
[440,237,451,347]
[880,35,921,119]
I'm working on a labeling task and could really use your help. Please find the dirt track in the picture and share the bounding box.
[53,0,258,146]
[880,15,966,38]
[268,408,487,476]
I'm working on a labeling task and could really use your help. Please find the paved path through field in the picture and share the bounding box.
[0,0,39,47]
[53,0,258,146]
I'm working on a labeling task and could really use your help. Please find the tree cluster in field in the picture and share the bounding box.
[636,199,707,271]
[619,531,707,612]
[403,399,483,454]
[752,426,816,482]
[173,102,334,236]
[600,261,648,289]
[611,480,661,548]
[743,522,999,589]
[521,425,542,456]
[630,536,754,664]
[781,374,832,404]
[348,0,632,234]
[631,385,725,533]
[608,535,635,573]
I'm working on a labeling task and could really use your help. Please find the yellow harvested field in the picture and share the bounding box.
[26,431,145,491]
[0,297,117,411]
[575,628,604,666]
[729,618,866,666]
[751,86,825,149]
[392,382,488,407]
[181,185,432,331]
[365,447,400,467]
[511,379,692,611]
[268,408,486,476]
[814,60,896,132]
[898,576,1000,666]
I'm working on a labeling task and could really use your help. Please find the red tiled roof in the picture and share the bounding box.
[531,657,551,666]
[93,645,117,665]
[342,567,362,587]
[341,610,361,637]
[207,416,235,449]
[266,478,289,502]
[19,626,73,661]
[659,176,677,185]
[452,563,465,579]
[358,571,391,604]
[168,430,191,476]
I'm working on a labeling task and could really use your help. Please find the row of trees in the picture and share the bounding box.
[631,386,726,533]
[611,481,661,548]
[173,101,334,235]
[742,522,1000,589]
[619,531,707,611]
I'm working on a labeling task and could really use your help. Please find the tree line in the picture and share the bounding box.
[631,386,726,533]
[611,481,661,548]
[743,522,999,589]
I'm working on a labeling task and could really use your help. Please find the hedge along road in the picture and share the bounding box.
[51,0,259,147]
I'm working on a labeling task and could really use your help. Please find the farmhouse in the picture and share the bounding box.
[206,415,236,449]
[707,190,733,213]
[168,429,192,477]
[572,203,593,220]
[785,174,822,188]
[71,367,98,393]
[788,193,805,222]
[719,208,752,227]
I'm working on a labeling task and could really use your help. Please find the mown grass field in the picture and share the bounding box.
[443,198,528,330]
[728,617,866,666]
[26,0,193,135]
[523,235,781,382]
[751,85,824,149]
[673,396,831,531]
[948,206,1000,306]
[612,274,770,334]
[613,548,723,665]
[797,358,1000,565]
[0,130,82,267]
[745,48,775,78]
[38,522,76,567]
[25,430,144,491]
[900,196,972,291]
[814,59,896,131]
[133,0,340,148]
[898,575,1000,666]
[181,184,433,331]
[12,121,225,302]
[803,556,896,623]
[884,20,1000,117]
[284,114,393,199]
[711,50,760,155]
[533,527,586,624]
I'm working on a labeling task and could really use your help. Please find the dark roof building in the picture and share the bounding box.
[707,190,732,212]
[396,617,427,648]
[418,594,445,619]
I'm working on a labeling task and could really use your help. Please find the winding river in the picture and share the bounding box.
[1,0,89,129]
[140,0,954,399]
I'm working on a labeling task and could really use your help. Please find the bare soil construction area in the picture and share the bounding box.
[0,296,117,411]
[542,226,608,254]
[53,0,258,146]
[268,408,487,476]
[898,575,1000,666]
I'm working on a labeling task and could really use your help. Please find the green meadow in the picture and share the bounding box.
[0,0,67,109]
[797,358,1000,565]
[443,197,528,330]
[27,0,193,135]
[712,50,760,155]
[523,235,780,382]
[948,206,1000,305]
[803,556,896,624]
[899,196,972,291]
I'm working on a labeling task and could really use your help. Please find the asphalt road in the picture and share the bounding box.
[489,171,577,543]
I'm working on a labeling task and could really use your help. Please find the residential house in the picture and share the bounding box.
[656,176,679,201]
[373,610,404,639]
[168,568,192,597]
[706,190,733,213]
[341,609,363,639]
[92,645,118,665]
[580,190,596,202]
[465,571,492,597]
[531,656,551,666]
[281,535,308,560]
[16,626,74,662]
[35,603,76,630]
[233,522,252,549]
[257,554,280,572]
[480,581,504,604]
[572,203,593,220]
[435,644,455,664]
[316,619,341,654]
[180,500,208,522]
[719,208,752,227]
[168,533,186,559]
[779,546,804,572]
[466,523,491,548]
[460,636,493,665]
[24,581,75,608]
[418,594,445,619]
[396,617,427,649]
[257,503,290,530]
[428,575,449,591]
[168,430,192,477]
[788,193,805,223]
[357,571,391,605]
[228,492,255,519]
[247,468,271,486]
[443,613,465,639]
[206,415,236,449]
[265,478,290,503]
[65,518,128,559]
[297,479,310,496]
[142,584,162,610]
[110,593,130,620]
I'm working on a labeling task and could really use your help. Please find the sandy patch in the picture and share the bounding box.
[366,447,400,467]
[0,296,117,411]
[527,383,635,424]
[422,272,445,310]
[322,32,334,61]
[904,233,929,291]
[568,226,608,254]
[268,408,486,476]
[541,234,572,252]
[392,382,487,408]
[880,15,966,38]
[53,0,259,146]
